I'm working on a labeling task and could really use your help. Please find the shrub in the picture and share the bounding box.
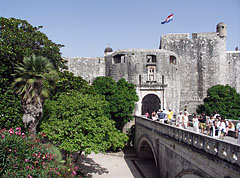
[0,127,83,178]
[40,91,128,155]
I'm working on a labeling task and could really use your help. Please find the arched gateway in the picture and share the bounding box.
[141,94,161,115]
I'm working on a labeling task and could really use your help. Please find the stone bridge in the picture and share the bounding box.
[134,116,240,178]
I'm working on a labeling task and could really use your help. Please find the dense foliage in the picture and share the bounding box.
[0,17,65,130]
[0,64,23,130]
[52,71,92,99]
[0,127,83,178]
[93,77,138,130]
[197,85,240,120]
[41,91,128,155]
[0,17,65,78]
[0,87,23,130]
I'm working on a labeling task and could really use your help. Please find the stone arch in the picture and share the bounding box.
[137,134,159,178]
[175,169,206,178]
[141,94,161,115]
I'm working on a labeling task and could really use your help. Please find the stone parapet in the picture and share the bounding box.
[135,116,240,168]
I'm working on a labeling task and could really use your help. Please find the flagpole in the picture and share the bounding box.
[172,19,174,33]
[172,13,174,33]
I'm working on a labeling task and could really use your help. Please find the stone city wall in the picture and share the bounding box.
[64,57,105,83]
[228,51,240,93]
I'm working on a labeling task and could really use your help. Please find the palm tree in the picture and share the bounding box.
[12,54,58,136]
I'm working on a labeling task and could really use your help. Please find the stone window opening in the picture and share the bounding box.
[113,54,125,64]
[170,55,176,65]
[146,55,157,63]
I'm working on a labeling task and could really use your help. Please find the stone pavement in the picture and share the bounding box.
[77,146,158,178]
[77,151,142,178]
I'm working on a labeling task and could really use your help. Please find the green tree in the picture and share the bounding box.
[197,84,240,120]
[52,71,92,99]
[93,77,138,130]
[12,54,58,136]
[0,17,65,79]
[40,91,128,159]
[0,17,65,130]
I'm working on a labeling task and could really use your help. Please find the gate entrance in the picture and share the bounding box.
[141,94,161,115]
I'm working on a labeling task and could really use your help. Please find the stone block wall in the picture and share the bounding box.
[105,49,181,115]
[160,32,228,113]
[227,51,240,93]
[64,57,105,83]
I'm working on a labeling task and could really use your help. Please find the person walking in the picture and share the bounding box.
[167,108,173,125]
[182,111,189,129]
[199,113,206,134]
[192,114,200,133]
[176,111,183,128]
[218,117,227,139]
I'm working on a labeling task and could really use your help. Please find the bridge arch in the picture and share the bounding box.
[141,93,161,115]
[175,169,206,178]
[136,134,159,178]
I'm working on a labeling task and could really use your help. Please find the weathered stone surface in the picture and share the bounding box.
[64,23,240,115]
[134,116,240,178]
[64,57,105,83]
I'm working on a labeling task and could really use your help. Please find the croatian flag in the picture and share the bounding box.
[161,14,173,24]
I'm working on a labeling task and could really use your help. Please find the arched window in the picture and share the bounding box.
[170,55,176,65]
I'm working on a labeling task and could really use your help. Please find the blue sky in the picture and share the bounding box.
[1,0,239,57]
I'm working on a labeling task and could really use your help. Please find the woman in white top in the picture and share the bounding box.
[176,111,183,128]
[192,114,200,133]
[218,118,226,139]
[152,111,157,121]
[182,111,189,129]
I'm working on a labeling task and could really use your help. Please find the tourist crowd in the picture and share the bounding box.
[144,110,240,144]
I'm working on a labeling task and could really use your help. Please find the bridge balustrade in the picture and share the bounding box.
[135,116,240,167]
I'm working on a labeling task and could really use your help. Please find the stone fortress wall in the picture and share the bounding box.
[228,51,240,92]
[64,56,105,84]
[64,22,240,115]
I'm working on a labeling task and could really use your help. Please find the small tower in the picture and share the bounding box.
[216,22,227,38]
[104,46,113,56]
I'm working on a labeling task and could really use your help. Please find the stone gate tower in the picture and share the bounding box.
[65,22,240,115]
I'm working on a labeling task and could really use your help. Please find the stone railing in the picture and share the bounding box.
[135,116,240,167]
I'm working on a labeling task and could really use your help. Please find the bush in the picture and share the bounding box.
[40,91,128,155]
[0,127,83,178]
[0,87,24,130]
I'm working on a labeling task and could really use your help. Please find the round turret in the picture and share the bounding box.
[104,46,113,56]
[216,22,227,38]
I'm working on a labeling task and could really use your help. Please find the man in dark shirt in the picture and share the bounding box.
[199,113,206,134]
